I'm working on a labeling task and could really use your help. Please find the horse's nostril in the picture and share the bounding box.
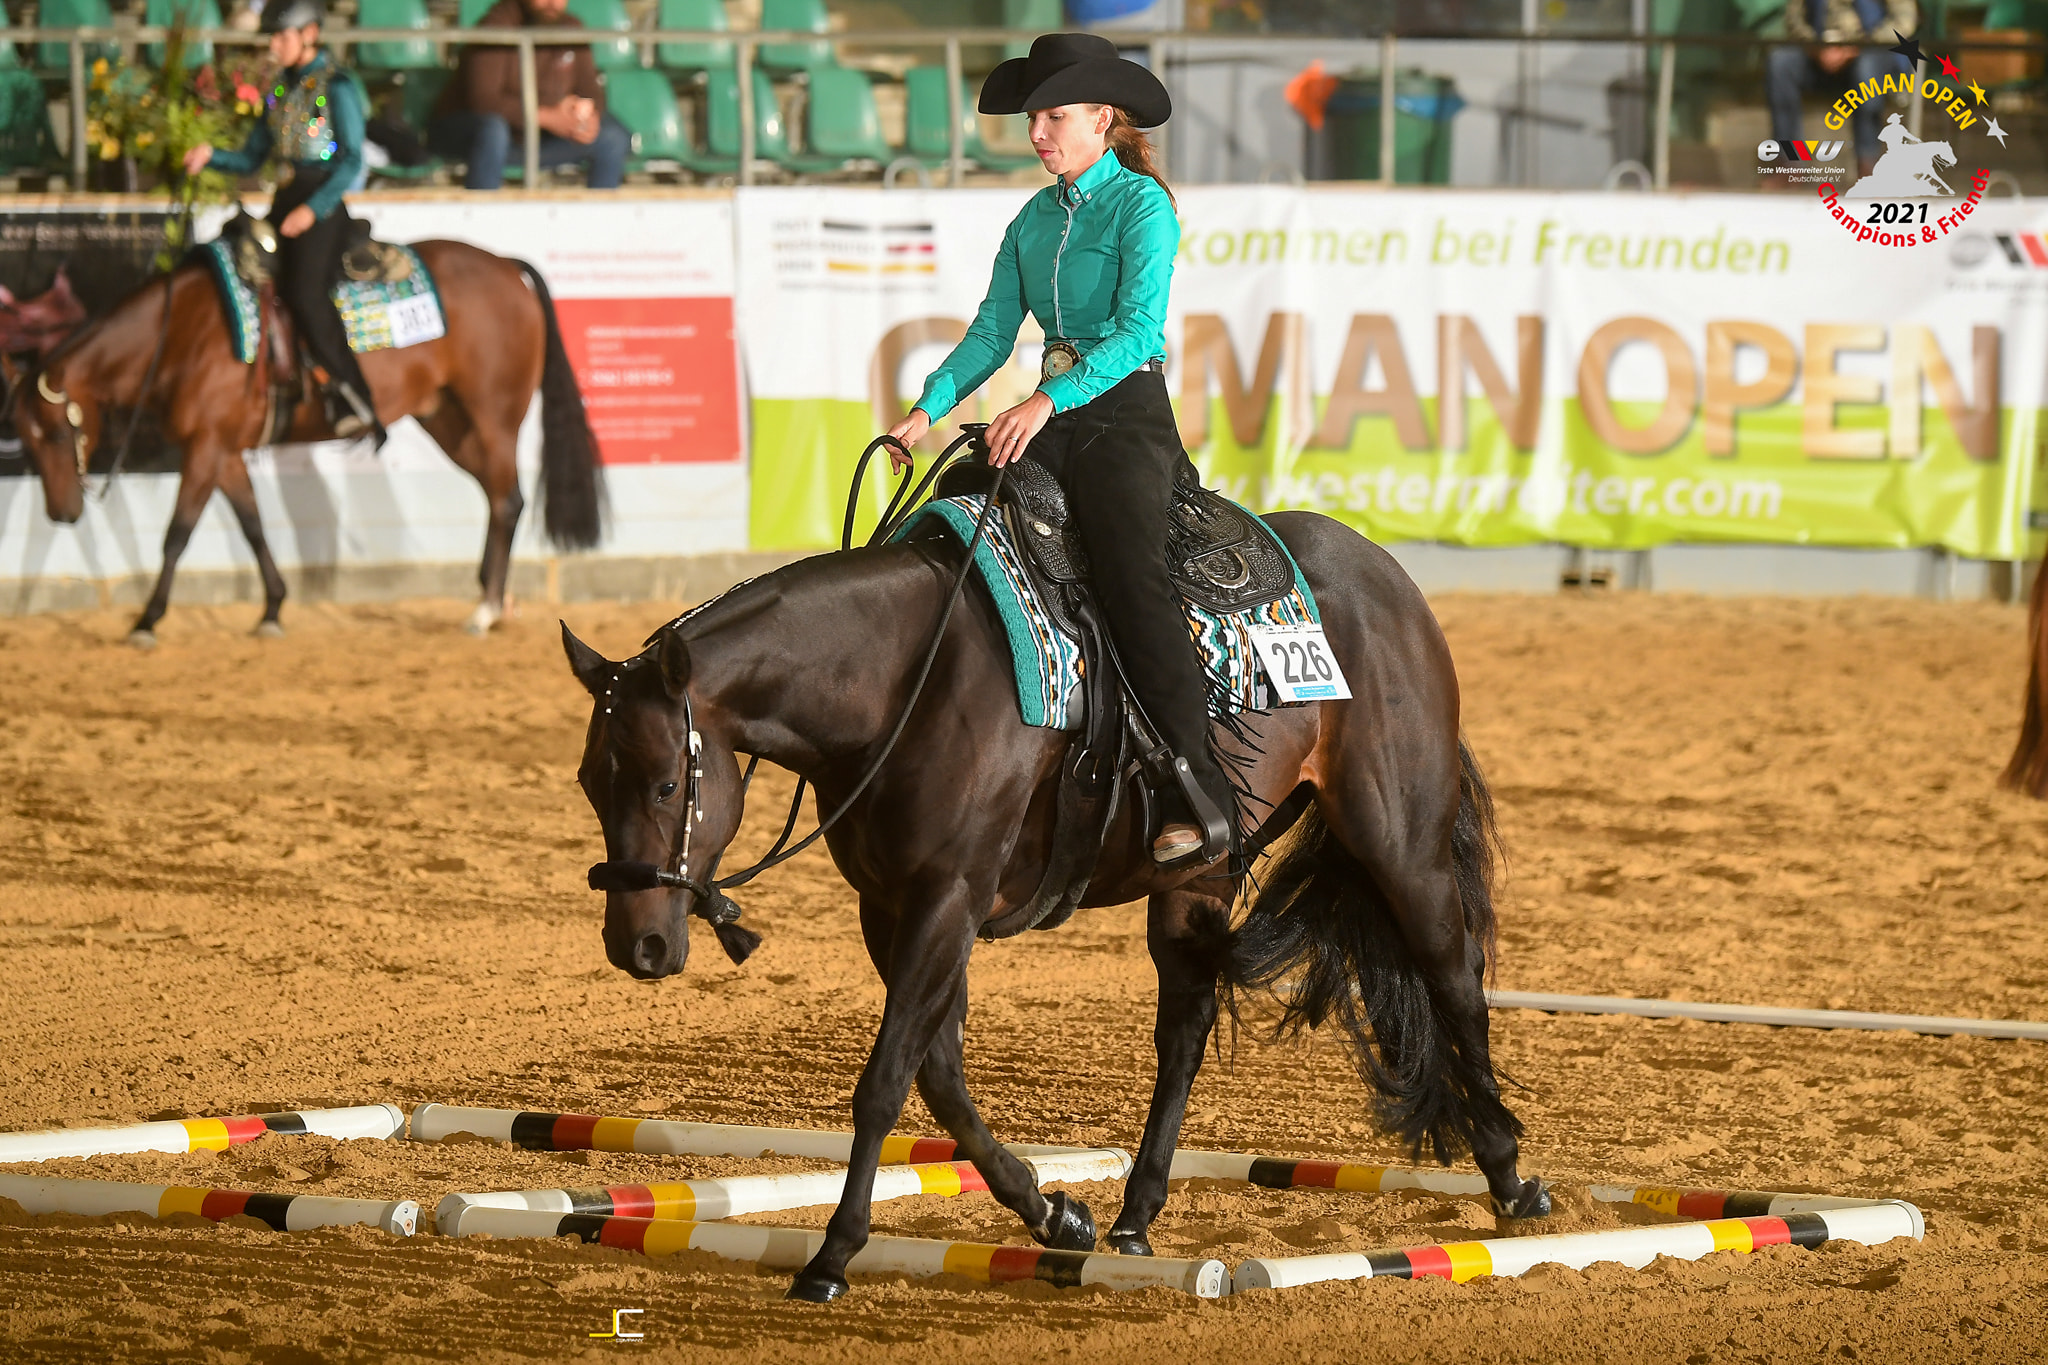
[634,933,668,974]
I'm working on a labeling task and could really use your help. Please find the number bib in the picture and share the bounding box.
[1247,624,1352,703]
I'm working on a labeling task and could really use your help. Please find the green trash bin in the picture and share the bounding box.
[1325,71,1463,184]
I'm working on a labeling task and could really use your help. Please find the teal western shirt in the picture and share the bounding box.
[914,150,1177,421]
[209,51,366,222]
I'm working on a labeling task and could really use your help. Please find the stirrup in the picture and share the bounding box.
[1152,823,1203,863]
[326,380,376,437]
[1149,753,1231,865]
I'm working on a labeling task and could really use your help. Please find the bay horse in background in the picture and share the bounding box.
[561,504,1551,1303]
[10,242,603,645]
[2003,566,2048,798]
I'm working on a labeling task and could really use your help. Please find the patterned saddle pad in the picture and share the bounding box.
[894,492,1322,731]
[199,236,446,365]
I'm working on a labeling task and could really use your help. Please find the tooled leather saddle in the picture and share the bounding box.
[922,454,1296,939]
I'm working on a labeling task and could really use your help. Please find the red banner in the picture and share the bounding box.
[556,297,742,465]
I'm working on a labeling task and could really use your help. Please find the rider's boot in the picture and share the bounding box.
[326,379,387,451]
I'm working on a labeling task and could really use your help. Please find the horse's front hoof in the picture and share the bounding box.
[253,620,285,640]
[1494,1176,1552,1220]
[1039,1191,1097,1252]
[785,1270,847,1303]
[1106,1229,1153,1257]
[125,629,157,652]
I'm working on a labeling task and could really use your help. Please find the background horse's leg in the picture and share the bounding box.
[1106,886,1231,1256]
[129,445,225,648]
[789,897,992,1302]
[216,453,287,636]
[855,897,1066,1239]
[418,395,520,637]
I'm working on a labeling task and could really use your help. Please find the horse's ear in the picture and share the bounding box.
[560,621,612,696]
[656,629,691,698]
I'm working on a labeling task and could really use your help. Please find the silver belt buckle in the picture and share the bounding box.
[1040,340,1080,385]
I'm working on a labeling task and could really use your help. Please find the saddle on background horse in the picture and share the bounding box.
[917,454,1303,935]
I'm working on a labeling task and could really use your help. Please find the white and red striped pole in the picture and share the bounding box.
[0,1105,406,1164]
[435,1148,1131,1226]
[437,1205,1227,1297]
[408,1104,1092,1165]
[0,1173,418,1236]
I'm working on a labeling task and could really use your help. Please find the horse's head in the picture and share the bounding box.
[562,621,760,980]
[1930,141,1956,168]
[13,359,96,523]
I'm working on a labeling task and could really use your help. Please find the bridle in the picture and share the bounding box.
[585,425,1009,965]
[34,370,88,479]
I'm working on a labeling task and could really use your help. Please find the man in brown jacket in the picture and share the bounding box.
[428,0,630,189]
[1768,0,1917,177]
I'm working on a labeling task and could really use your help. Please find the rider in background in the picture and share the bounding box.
[184,0,383,447]
[886,33,1225,866]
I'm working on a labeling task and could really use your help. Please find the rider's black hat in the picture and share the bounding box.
[978,32,1172,129]
[259,0,325,32]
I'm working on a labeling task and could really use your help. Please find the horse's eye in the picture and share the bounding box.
[656,781,678,802]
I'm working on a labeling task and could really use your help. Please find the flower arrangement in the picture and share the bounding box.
[83,22,264,260]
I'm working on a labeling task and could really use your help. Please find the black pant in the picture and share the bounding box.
[1021,370,1232,818]
[271,171,372,402]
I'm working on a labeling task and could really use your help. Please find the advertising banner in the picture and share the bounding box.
[737,186,2048,558]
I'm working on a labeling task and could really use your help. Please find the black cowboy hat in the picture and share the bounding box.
[978,32,1171,129]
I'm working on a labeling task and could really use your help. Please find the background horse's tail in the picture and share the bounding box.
[516,260,605,551]
[1222,740,1514,1165]
[2000,567,2048,798]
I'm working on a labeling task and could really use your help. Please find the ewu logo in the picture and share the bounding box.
[1757,140,1847,162]
[1993,234,2048,266]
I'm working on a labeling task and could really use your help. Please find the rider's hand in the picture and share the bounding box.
[885,408,930,472]
[183,143,214,175]
[984,391,1053,467]
[278,205,316,239]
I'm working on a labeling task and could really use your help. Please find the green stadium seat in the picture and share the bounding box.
[458,0,499,25]
[1003,0,1061,60]
[656,0,731,72]
[568,0,640,71]
[371,66,449,181]
[760,0,831,72]
[904,64,1040,171]
[784,63,890,172]
[0,39,22,68]
[37,0,118,72]
[605,67,689,166]
[0,68,52,173]
[146,0,220,69]
[687,63,787,173]
[356,0,441,73]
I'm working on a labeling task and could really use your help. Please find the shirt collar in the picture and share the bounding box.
[1060,150,1124,205]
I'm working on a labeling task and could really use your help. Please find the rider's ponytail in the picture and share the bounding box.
[1104,107,1175,209]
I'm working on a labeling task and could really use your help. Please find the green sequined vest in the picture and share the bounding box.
[267,57,341,164]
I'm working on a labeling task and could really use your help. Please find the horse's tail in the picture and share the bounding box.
[515,259,605,551]
[2001,566,2048,798]
[1221,739,1514,1165]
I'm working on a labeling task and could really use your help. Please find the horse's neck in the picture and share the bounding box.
[692,549,951,776]
[66,268,196,406]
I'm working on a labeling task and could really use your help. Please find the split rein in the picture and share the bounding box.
[586,426,1009,965]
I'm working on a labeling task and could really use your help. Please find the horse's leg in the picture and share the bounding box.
[1319,765,1549,1218]
[215,452,287,636]
[789,895,1003,1303]
[417,395,519,636]
[129,444,224,647]
[1106,886,1229,1256]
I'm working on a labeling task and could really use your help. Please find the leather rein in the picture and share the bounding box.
[585,425,1009,964]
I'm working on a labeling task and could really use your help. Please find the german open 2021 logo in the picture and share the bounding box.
[1804,31,2009,248]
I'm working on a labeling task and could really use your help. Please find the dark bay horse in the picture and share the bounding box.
[2003,565,2048,798]
[13,242,602,645]
[561,508,1551,1302]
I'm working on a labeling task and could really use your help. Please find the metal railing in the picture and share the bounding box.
[7,24,2044,193]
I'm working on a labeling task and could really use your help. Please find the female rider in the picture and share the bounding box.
[886,33,1226,865]
[184,0,383,448]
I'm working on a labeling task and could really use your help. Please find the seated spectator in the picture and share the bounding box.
[428,0,630,190]
[1768,0,1917,177]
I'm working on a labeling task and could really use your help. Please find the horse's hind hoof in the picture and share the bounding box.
[785,1270,847,1303]
[124,629,157,652]
[1106,1230,1153,1257]
[1494,1177,1552,1220]
[253,620,285,640]
[1039,1191,1097,1252]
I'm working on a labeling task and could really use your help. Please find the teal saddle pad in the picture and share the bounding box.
[199,238,445,365]
[894,493,1322,730]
